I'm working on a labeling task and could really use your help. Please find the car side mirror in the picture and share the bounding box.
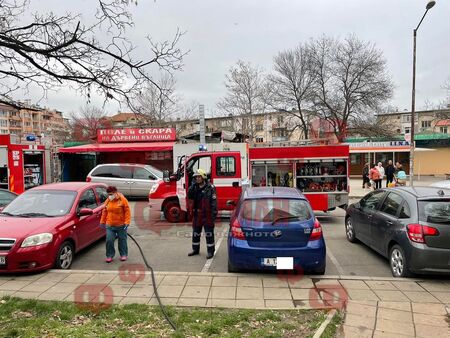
[354,202,361,209]
[78,208,93,216]
[226,200,236,207]
[163,170,170,183]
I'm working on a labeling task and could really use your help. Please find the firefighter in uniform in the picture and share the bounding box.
[187,168,217,259]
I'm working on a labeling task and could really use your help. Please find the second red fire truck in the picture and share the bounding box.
[149,143,350,222]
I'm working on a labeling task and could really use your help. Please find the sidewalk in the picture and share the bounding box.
[349,176,444,199]
[1,270,449,337]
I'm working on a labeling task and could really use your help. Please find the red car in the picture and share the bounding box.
[0,182,108,273]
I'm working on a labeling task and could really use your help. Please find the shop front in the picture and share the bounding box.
[59,127,176,182]
[0,135,47,193]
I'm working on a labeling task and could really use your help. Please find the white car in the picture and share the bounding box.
[430,180,450,189]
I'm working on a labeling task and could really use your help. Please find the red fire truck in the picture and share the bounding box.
[149,143,349,222]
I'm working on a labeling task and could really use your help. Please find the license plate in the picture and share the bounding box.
[262,257,294,269]
[0,256,5,265]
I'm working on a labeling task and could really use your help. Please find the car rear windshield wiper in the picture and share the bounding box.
[271,216,301,225]
[15,212,55,218]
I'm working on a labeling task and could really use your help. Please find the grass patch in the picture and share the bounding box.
[0,296,336,337]
[320,311,344,338]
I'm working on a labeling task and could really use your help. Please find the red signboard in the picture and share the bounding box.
[97,128,176,143]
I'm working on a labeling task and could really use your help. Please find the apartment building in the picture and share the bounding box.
[377,108,450,135]
[0,103,70,145]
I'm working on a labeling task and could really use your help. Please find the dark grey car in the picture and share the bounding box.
[345,187,450,277]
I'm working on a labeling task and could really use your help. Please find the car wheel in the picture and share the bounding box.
[389,245,411,278]
[163,201,185,223]
[55,241,74,270]
[228,260,239,273]
[345,217,357,243]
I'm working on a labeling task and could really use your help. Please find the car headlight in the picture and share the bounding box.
[149,183,159,195]
[21,233,53,248]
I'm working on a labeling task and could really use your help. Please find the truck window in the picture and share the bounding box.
[216,156,236,176]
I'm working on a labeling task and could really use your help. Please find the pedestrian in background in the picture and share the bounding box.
[385,160,395,187]
[362,163,370,190]
[369,163,381,190]
[187,168,218,259]
[100,186,131,263]
[377,162,385,187]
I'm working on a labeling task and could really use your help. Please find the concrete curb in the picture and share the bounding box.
[313,309,337,338]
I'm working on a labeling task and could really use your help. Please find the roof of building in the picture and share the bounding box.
[109,112,139,122]
[435,119,450,127]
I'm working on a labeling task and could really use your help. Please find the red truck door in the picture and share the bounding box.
[182,152,242,212]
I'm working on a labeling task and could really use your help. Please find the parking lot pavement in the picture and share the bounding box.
[72,200,393,278]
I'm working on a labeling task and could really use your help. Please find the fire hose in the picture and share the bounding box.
[127,232,177,331]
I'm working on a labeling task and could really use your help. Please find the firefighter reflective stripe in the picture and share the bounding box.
[206,243,215,247]
[192,242,200,246]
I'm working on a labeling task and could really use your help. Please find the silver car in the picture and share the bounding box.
[86,163,162,197]
[430,180,450,189]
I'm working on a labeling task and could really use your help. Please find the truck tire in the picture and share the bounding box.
[163,201,185,223]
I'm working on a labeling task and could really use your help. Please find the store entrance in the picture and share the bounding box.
[23,152,44,190]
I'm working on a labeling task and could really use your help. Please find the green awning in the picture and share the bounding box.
[63,141,90,147]
[345,133,450,143]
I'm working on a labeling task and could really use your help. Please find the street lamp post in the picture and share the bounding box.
[410,0,436,187]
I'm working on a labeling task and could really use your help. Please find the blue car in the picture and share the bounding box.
[227,187,326,274]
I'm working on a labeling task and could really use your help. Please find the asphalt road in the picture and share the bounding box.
[71,200,394,277]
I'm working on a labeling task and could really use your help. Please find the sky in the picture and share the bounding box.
[21,0,450,117]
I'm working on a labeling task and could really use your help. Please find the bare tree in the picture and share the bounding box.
[351,114,396,139]
[217,61,268,141]
[309,35,394,142]
[268,44,316,139]
[0,0,186,109]
[131,73,180,126]
[70,105,111,141]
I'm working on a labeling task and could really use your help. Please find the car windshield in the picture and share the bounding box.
[419,200,450,224]
[1,190,77,217]
[146,165,163,179]
[240,198,312,225]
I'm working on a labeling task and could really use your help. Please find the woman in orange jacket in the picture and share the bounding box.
[100,186,131,263]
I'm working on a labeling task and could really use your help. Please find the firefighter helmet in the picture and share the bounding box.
[193,168,207,179]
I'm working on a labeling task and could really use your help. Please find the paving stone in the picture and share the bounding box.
[133,274,164,286]
[391,281,425,292]
[86,274,118,284]
[148,297,179,306]
[46,283,81,294]
[412,302,448,316]
[20,282,56,293]
[264,300,295,309]
[37,292,70,301]
[207,298,236,308]
[375,318,415,336]
[262,278,289,288]
[377,307,413,322]
[378,301,411,312]
[366,281,397,290]
[344,313,376,330]
[180,285,210,299]
[403,291,440,303]
[35,272,68,283]
[186,276,212,286]
[339,280,371,290]
[126,286,154,298]
[0,290,16,297]
[263,287,292,300]
[418,282,450,292]
[314,279,342,288]
[109,275,134,285]
[236,287,263,300]
[373,330,414,338]
[13,291,41,299]
[177,297,207,307]
[210,286,236,300]
[347,289,380,301]
[374,290,409,302]
[237,277,263,287]
[343,325,373,338]
[288,278,314,289]
[413,313,448,327]
[415,324,450,338]
[119,297,151,305]
[107,284,132,297]
[345,301,377,317]
[291,288,318,300]
[154,285,183,298]
[430,291,450,303]
[160,275,188,287]
[236,299,265,309]
[212,276,237,287]
[61,273,94,284]
[0,280,32,291]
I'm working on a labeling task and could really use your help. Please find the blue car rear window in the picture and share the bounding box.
[240,198,312,223]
